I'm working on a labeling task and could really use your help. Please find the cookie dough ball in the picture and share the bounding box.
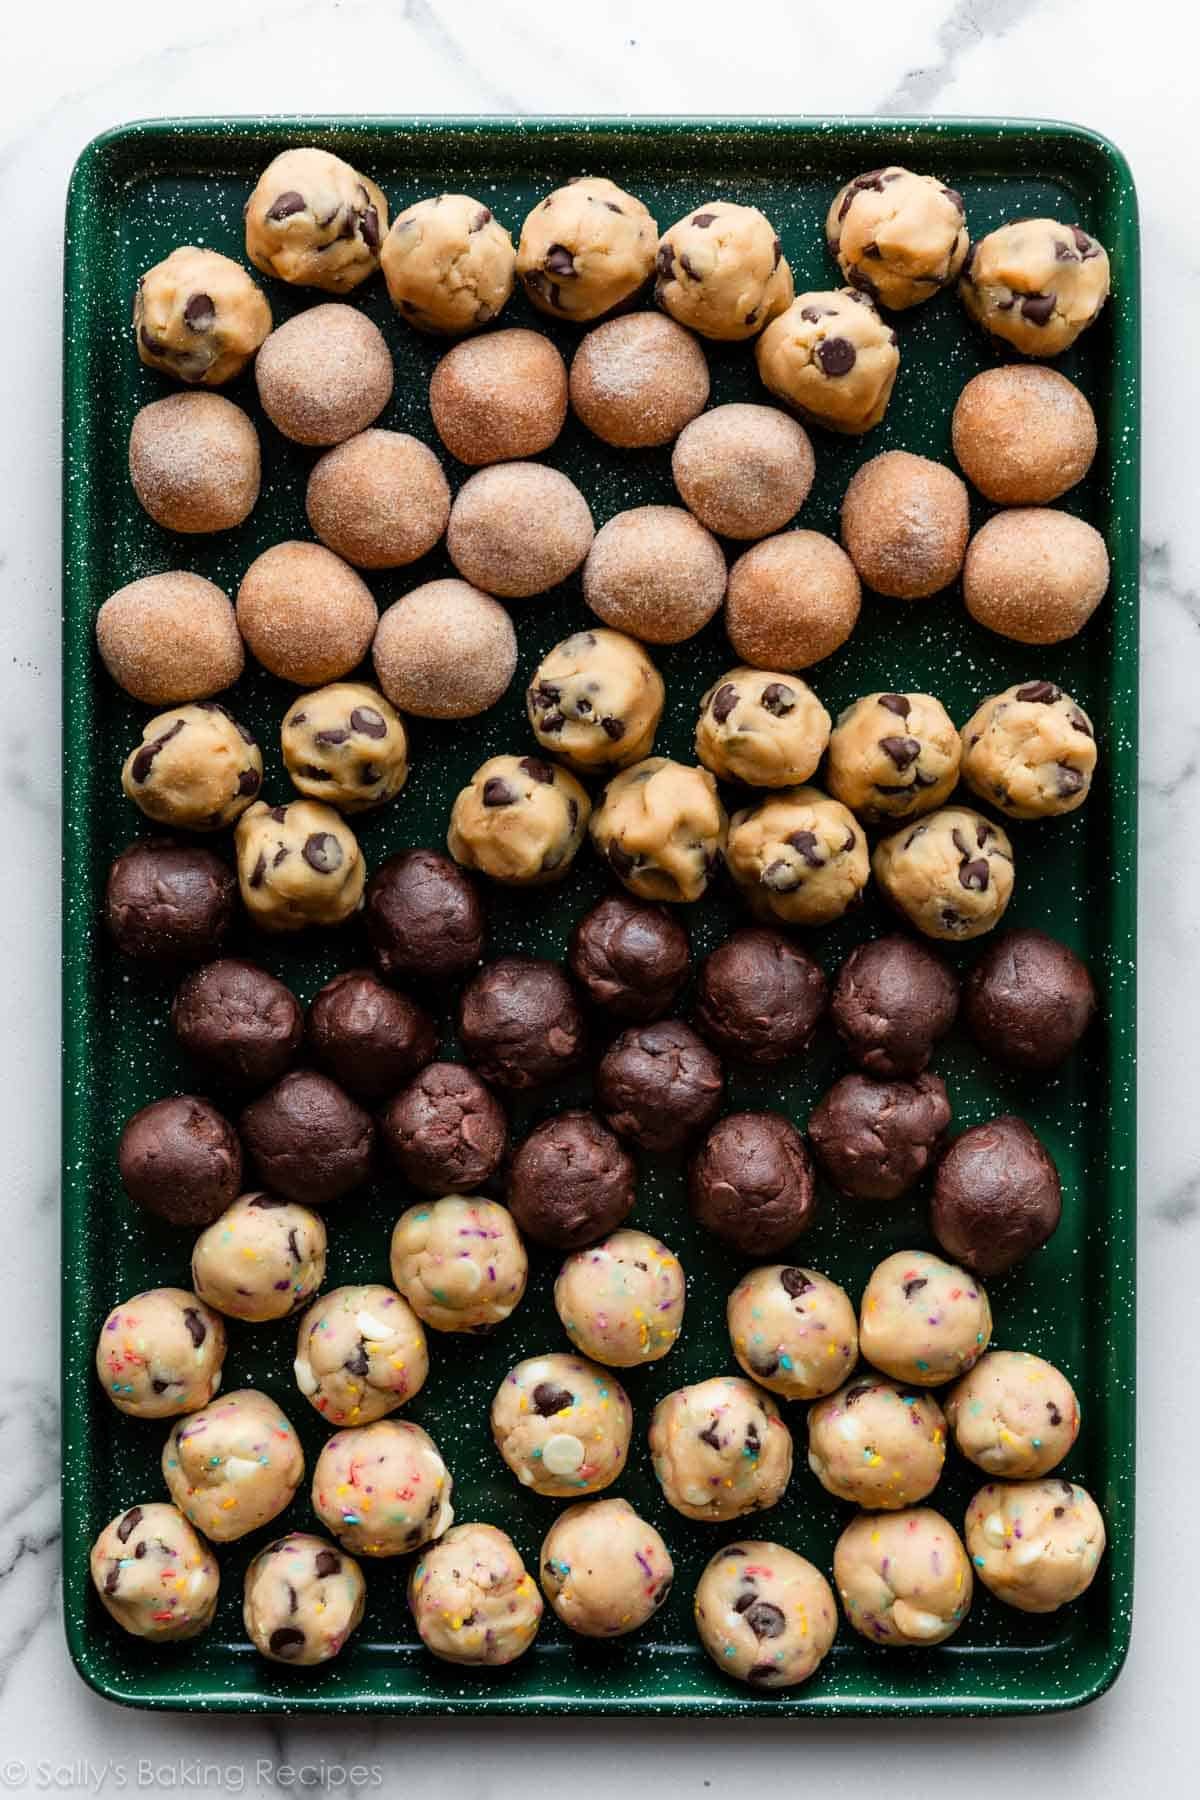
[235,798,365,933]
[932,1116,1062,1277]
[122,703,262,832]
[91,1504,219,1642]
[965,1479,1106,1613]
[172,958,302,1090]
[808,1072,951,1202]
[756,290,899,433]
[570,313,709,448]
[590,758,727,904]
[726,532,861,671]
[430,329,567,465]
[390,1195,528,1331]
[96,572,243,706]
[727,1265,858,1401]
[696,670,828,791]
[859,1250,992,1387]
[237,542,377,686]
[105,841,235,966]
[410,1523,541,1665]
[366,850,485,984]
[307,970,436,1101]
[831,935,959,1078]
[281,683,407,816]
[873,807,1014,942]
[529,629,665,773]
[826,692,960,825]
[312,1419,454,1557]
[245,147,387,292]
[448,754,591,887]
[673,404,815,541]
[961,681,1096,818]
[96,1288,226,1419]
[164,1389,304,1542]
[294,1284,429,1424]
[508,1111,635,1251]
[828,167,968,309]
[596,1020,724,1153]
[657,202,792,341]
[241,1070,373,1206]
[965,510,1110,646]
[459,957,586,1090]
[518,177,657,321]
[192,1192,326,1323]
[118,1095,242,1228]
[952,366,1098,504]
[695,1541,836,1688]
[809,1374,947,1509]
[689,1112,816,1254]
[650,1375,792,1521]
[841,452,970,600]
[583,505,727,646]
[554,1229,684,1365]
[380,1063,507,1195]
[491,1353,632,1496]
[727,786,868,927]
[568,894,690,1022]
[964,929,1096,1073]
[305,430,450,569]
[541,1497,674,1636]
[244,1534,366,1666]
[382,193,515,333]
[835,1508,973,1645]
[130,393,261,533]
[373,580,517,720]
[255,305,393,449]
[960,218,1110,356]
[946,1351,1080,1479]
[448,464,594,600]
[134,246,271,385]
[694,928,826,1066]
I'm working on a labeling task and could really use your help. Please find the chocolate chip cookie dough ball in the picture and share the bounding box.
[809,1375,947,1510]
[91,1505,219,1642]
[554,1229,685,1365]
[282,683,408,814]
[192,1192,327,1322]
[448,755,590,887]
[828,167,969,309]
[963,510,1110,645]
[237,542,378,687]
[129,393,261,533]
[492,1354,633,1497]
[695,1541,837,1688]
[121,703,262,831]
[568,894,690,1022]
[591,758,727,904]
[583,505,727,645]
[826,693,960,825]
[689,1112,816,1254]
[831,935,959,1078]
[429,329,567,465]
[673,404,815,541]
[294,1284,429,1424]
[756,290,899,433]
[172,959,302,1090]
[964,929,1096,1072]
[596,1020,724,1152]
[650,1375,793,1521]
[118,1095,242,1228]
[312,1419,454,1557]
[96,572,243,705]
[235,799,365,932]
[726,532,861,671]
[245,147,387,293]
[508,1112,635,1250]
[459,957,586,1091]
[859,1250,992,1387]
[529,629,665,773]
[696,669,830,790]
[240,1071,373,1207]
[244,1534,366,1666]
[932,1116,1062,1276]
[105,841,236,965]
[448,464,594,599]
[727,1265,857,1400]
[960,218,1110,356]
[306,970,437,1101]
[257,309,393,452]
[366,851,485,984]
[164,1389,305,1542]
[727,787,868,927]
[835,1508,973,1646]
[964,1479,1106,1613]
[134,247,271,385]
[570,313,709,448]
[873,807,1014,942]
[381,194,515,333]
[694,929,826,1066]
[841,452,970,600]
[808,1072,950,1202]
[380,1063,506,1195]
[541,1498,674,1637]
[96,1288,226,1419]
[961,682,1096,818]
[373,580,517,719]
[946,1351,1080,1479]
[952,366,1098,504]
[656,201,793,341]
[518,177,657,321]
[306,430,450,569]
[390,1195,528,1332]
[410,1524,542,1665]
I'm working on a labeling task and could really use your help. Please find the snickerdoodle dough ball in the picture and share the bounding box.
[808,1373,947,1509]
[554,1229,686,1367]
[243,1533,366,1666]
[381,193,515,333]
[234,798,365,931]
[835,1508,973,1646]
[696,668,831,789]
[91,1504,219,1642]
[726,532,861,671]
[965,1478,1106,1613]
[96,1287,226,1420]
[859,1250,992,1387]
[245,147,387,292]
[130,393,261,533]
[570,313,709,448]
[960,218,1110,356]
[134,247,271,386]
[237,542,377,686]
[650,1375,792,1522]
[448,753,590,886]
[96,573,243,705]
[527,628,664,772]
[312,1419,454,1557]
[293,1284,429,1425]
[491,1354,632,1497]
[756,290,899,433]
[390,1195,528,1333]
[672,404,815,540]
[656,201,793,341]
[410,1524,542,1665]
[583,505,727,645]
[282,683,408,813]
[429,329,567,465]
[827,167,969,309]
[726,1265,858,1401]
[590,757,727,904]
[694,1542,837,1688]
[952,366,1098,505]
[518,177,657,321]
[255,305,393,446]
[191,1192,327,1323]
[945,1351,1080,1479]
[873,806,1014,941]
[826,692,960,824]
[963,510,1110,645]
[961,682,1096,818]
[373,580,517,719]
[163,1389,305,1542]
[121,703,262,831]
[447,464,594,598]
[841,452,970,599]
[541,1497,674,1637]
[305,430,450,569]
[726,787,868,926]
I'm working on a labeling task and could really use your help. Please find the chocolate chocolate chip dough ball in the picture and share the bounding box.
[873,808,1014,942]
[372,581,517,720]
[808,1071,951,1202]
[255,306,393,447]
[105,841,236,965]
[508,1111,636,1250]
[826,692,961,824]
[517,177,657,321]
[241,1070,374,1206]
[447,754,590,887]
[596,1020,724,1153]
[380,1063,507,1195]
[841,452,970,600]
[827,166,969,309]
[381,193,515,334]
[568,894,690,1022]
[365,851,485,985]
[459,957,586,1092]
[281,682,408,813]
[235,799,365,931]
[952,366,1098,505]
[689,1112,816,1254]
[963,510,1110,645]
[693,928,826,1066]
[245,147,387,292]
[696,668,831,789]
[134,246,272,385]
[172,959,302,1091]
[756,290,900,433]
[831,935,959,1078]
[583,505,727,645]
[129,393,261,533]
[121,703,262,832]
[590,758,727,904]
[527,628,665,772]
[964,929,1096,1073]
[672,404,815,542]
[236,543,377,686]
[961,682,1097,818]
[569,313,709,448]
[931,1116,1062,1276]
[725,531,861,671]
[959,218,1110,357]
[306,970,438,1102]
[118,1095,243,1228]
[656,201,793,341]
[96,573,243,706]
[447,464,594,598]
[726,787,869,927]
[429,329,567,465]
[305,430,450,569]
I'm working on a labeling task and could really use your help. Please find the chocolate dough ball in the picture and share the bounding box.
[693,928,826,1065]
[237,542,378,687]
[595,1020,724,1152]
[567,895,690,1022]
[840,451,969,600]
[365,850,485,985]
[726,531,861,670]
[118,1096,243,1227]
[507,1111,636,1250]
[931,1116,1062,1276]
[809,1072,950,1201]
[129,393,261,534]
[672,403,815,541]
[380,1062,507,1195]
[255,304,394,446]
[96,572,243,706]
[306,971,438,1102]
[372,580,517,720]
[952,366,1097,506]
[569,312,709,448]
[689,1112,816,1253]
[830,934,959,1077]
[583,505,727,646]
[429,329,567,465]
[105,840,236,965]
[963,929,1096,1072]
[171,959,302,1090]
[305,429,450,569]
[240,1070,374,1206]
[459,957,586,1091]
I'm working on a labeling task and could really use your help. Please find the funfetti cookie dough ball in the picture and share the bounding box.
[650,1375,792,1522]
[373,580,517,720]
[673,404,815,542]
[294,1284,429,1425]
[191,1192,327,1323]
[726,532,861,671]
[241,1070,374,1206]
[727,1265,858,1401]
[835,1508,973,1646]
[689,1113,816,1255]
[172,959,302,1091]
[245,147,387,293]
[130,393,261,534]
[964,1478,1106,1613]
[841,452,970,600]
[695,1541,837,1689]
[134,247,271,385]
[105,842,235,967]
[808,1072,951,1203]
[429,329,567,465]
[583,505,727,646]
[963,510,1110,646]
[381,193,515,334]
[459,957,587,1091]
[448,464,594,600]
[380,1063,507,1197]
[554,1229,685,1366]
[307,970,436,1102]
[960,217,1110,357]
[656,201,793,342]
[390,1195,528,1332]
[932,1116,1063,1278]
[518,177,657,321]
[569,895,690,1023]
[859,1250,992,1387]
[256,306,393,447]
[727,786,868,927]
[827,167,969,309]
[235,799,365,932]
[118,1095,242,1229]
[756,290,899,433]
[508,1111,635,1252]
[164,1389,304,1543]
[121,703,262,832]
[964,929,1096,1073]
[541,1497,674,1637]
[826,692,960,825]
[448,754,590,887]
[596,1020,724,1153]
[96,572,243,706]
[96,1288,226,1420]
[491,1354,632,1497]
[570,313,709,448]
[961,681,1096,819]
[952,365,1098,505]
[809,1374,947,1509]
[237,542,377,687]
[411,1525,542,1666]
[590,758,727,904]
[873,807,1014,942]
[946,1351,1080,1480]
[91,1504,219,1642]
[305,430,450,569]
[244,1534,366,1666]
[696,668,831,790]
[312,1419,454,1557]
[282,683,408,815]
[366,850,485,985]
[694,928,827,1066]
[528,629,665,773]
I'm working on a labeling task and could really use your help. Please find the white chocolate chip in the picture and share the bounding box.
[293,1356,317,1397]
[983,1512,1007,1546]
[1014,1540,1045,1566]
[836,1415,861,1442]
[225,1455,264,1482]
[356,1310,393,1340]
[893,1602,947,1641]
[542,1434,586,1476]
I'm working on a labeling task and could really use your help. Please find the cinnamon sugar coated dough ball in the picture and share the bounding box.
[91,1505,219,1642]
[237,542,377,685]
[827,168,968,310]
[694,1542,837,1688]
[294,1285,429,1426]
[541,1498,674,1637]
[945,1351,1080,1479]
[163,1389,305,1543]
[134,247,272,386]
[96,1287,226,1420]
[656,201,793,342]
[570,313,709,447]
[282,683,408,813]
[835,1508,973,1646]
[390,1195,528,1333]
[373,580,517,720]
[243,1534,366,1667]
[235,799,365,931]
[756,290,899,433]
[129,393,260,533]
[672,404,815,540]
[448,754,590,886]
[410,1525,542,1666]
[590,758,727,904]
[859,1249,992,1386]
[517,177,657,321]
[429,329,567,465]
[491,1354,633,1497]
[726,1265,858,1401]
[726,786,868,926]
[255,305,393,446]
[96,573,243,705]
[554,1229,686,1367]
[964,1479,1105,1613]
[121,703,262,832]
[960,218,1110,357]
[447,464,594,598]
[245,147,387,293]
[808,1374,947,1509]
[696,668,831,789]
[381,194,515,334]
[961,681,1096,818]
[873,807,1014,942]
[826,692,960,824]
[952,366,1097,505]
[527,629,665,772]
[191,1192,326,1323]
[841,452,970,599]
[312,1419,453,1557]
[726,532,861,671]
[583,505,727,645]
[306,431,450,569]
[964,510,1110,646]
[649,1375,793,1521]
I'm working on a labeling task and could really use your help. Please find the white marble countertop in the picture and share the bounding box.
[0,0,1188,1792]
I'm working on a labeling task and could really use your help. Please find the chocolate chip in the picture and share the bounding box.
[902,1277,927,1300]
[603,202,624,215]
[360,206,381,251]
[266,191,306,222]
[269,805,288,824]
[130,718,186,784]
[656,242,675,280]
[780,1267,813,1298]
[772,236,782,270]
[763,859,800,893]
[470,207,492,232]
[711,683,739,724]
[482,778,516,808]
[269,1627,306,1660]
[878,694,911,718]
[843,1383,874,1407]
[302,832,343,874]
[608,842,637,878]
[237,768,261,796]
[287,1228,301,1263]
[698,1421,722,1451]
[1056,763,1086,798]
[520,757,555,784]
[942,186,965,214]
[600,716,625,741]
[544,244,576,277]
[134,1541,147,1558]
[1046,1401,1063,1428]
[748,1663,778,1683]
[350,706,387,739]
[315,1549,341,1578]
[532,1381,573,1416]
[116,1507,143,1544]
[744,1421,761,1457]
[314,727,349,747]
[1016,681,1061,704]
[567,798,579,830]
[787,830,824,869]
[1060,1480,1074,1496]
[540,713,565,734]
[1021,292,1056,325]
[750,1352,780,1378]
[723,1547,748,1558]
[761,682,795,717]
[959,858,990,892]
[152,1378,170,1394]
[139,324,168,356]
[742,1599,785,1639]
[344,1342,369,1378]
[273,847,290,866]
[1053,1506,1065,1518]
[680,252,701,282]
[574,695,593,715]
[250,1194,289,1210]
[800,306,824,323]
[104,1567,121,1594]
[1070,709,1093,738]
[843,829,857,853]
[1072,226,1099,259]
[817,336,856,377]
[183,292,215,332]
[976,820,993,847]
[653,1578,672,1606]
[181,1307,207,1349]
[360,763,382,786]
[249,852,267,889]
[691,211,717,228]
[531,683,560,710]
[879,735,921,771]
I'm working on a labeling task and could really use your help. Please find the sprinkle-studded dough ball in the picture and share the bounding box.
[964,1478,1106,1613]
[726,786,868,927]
[121,703,262,831]
[410,1523,542,1665]
[243,1533,366,1665]
[96,572,243,706]
[826,692,960,824]
[835,1508,973,1646]
[650,1375,792,1523]
[873,807,1014,942]
[656,201,793,341]
[447,464,594,598]
[429,329,567,465]
[491,1354,632,1497]
[945,1351,1080,1480]
[312,1419,454,1557]
[541,1497,674,1637]
[373,580,517,719]
[841,452,970,600]
[282,683,408,813]
[245,147,387,293]
[952,366,1098,505]
[960,681,1096,818]
[554,1229,685,1368]
[694,1542,837,1688]
[237,542,377,686]
[672,403,815,541]
[91,1504,219,1642]
[859,1250,992,1387]
[163,1389,304,1542]
[590,757,727,904]
[293,1284,429,1425]
[726,1265,858,1401]
[583,505,727,646]
[756,290,899,433]
[235,799,365,931]
[134,247,271,386]
[381,193,515,333]
[808,1373,947,1509]
[255,305,394,446]
[570,313,709,448]
[390,1195,528,1333]
[448,753,590,886]
[696,668,831,789]
[963,509,1110,646]
[528,628,664,772]
[518,177,657,321]
[726,531,861,671]
[305,430,450,569]
[827,167,969,309]
[191,1193,326,1324]
[96,1288,226,1420]
[960,218,1110,356]
[129,393,261,533]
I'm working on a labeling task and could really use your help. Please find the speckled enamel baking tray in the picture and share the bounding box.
[61,116,1139,1715]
